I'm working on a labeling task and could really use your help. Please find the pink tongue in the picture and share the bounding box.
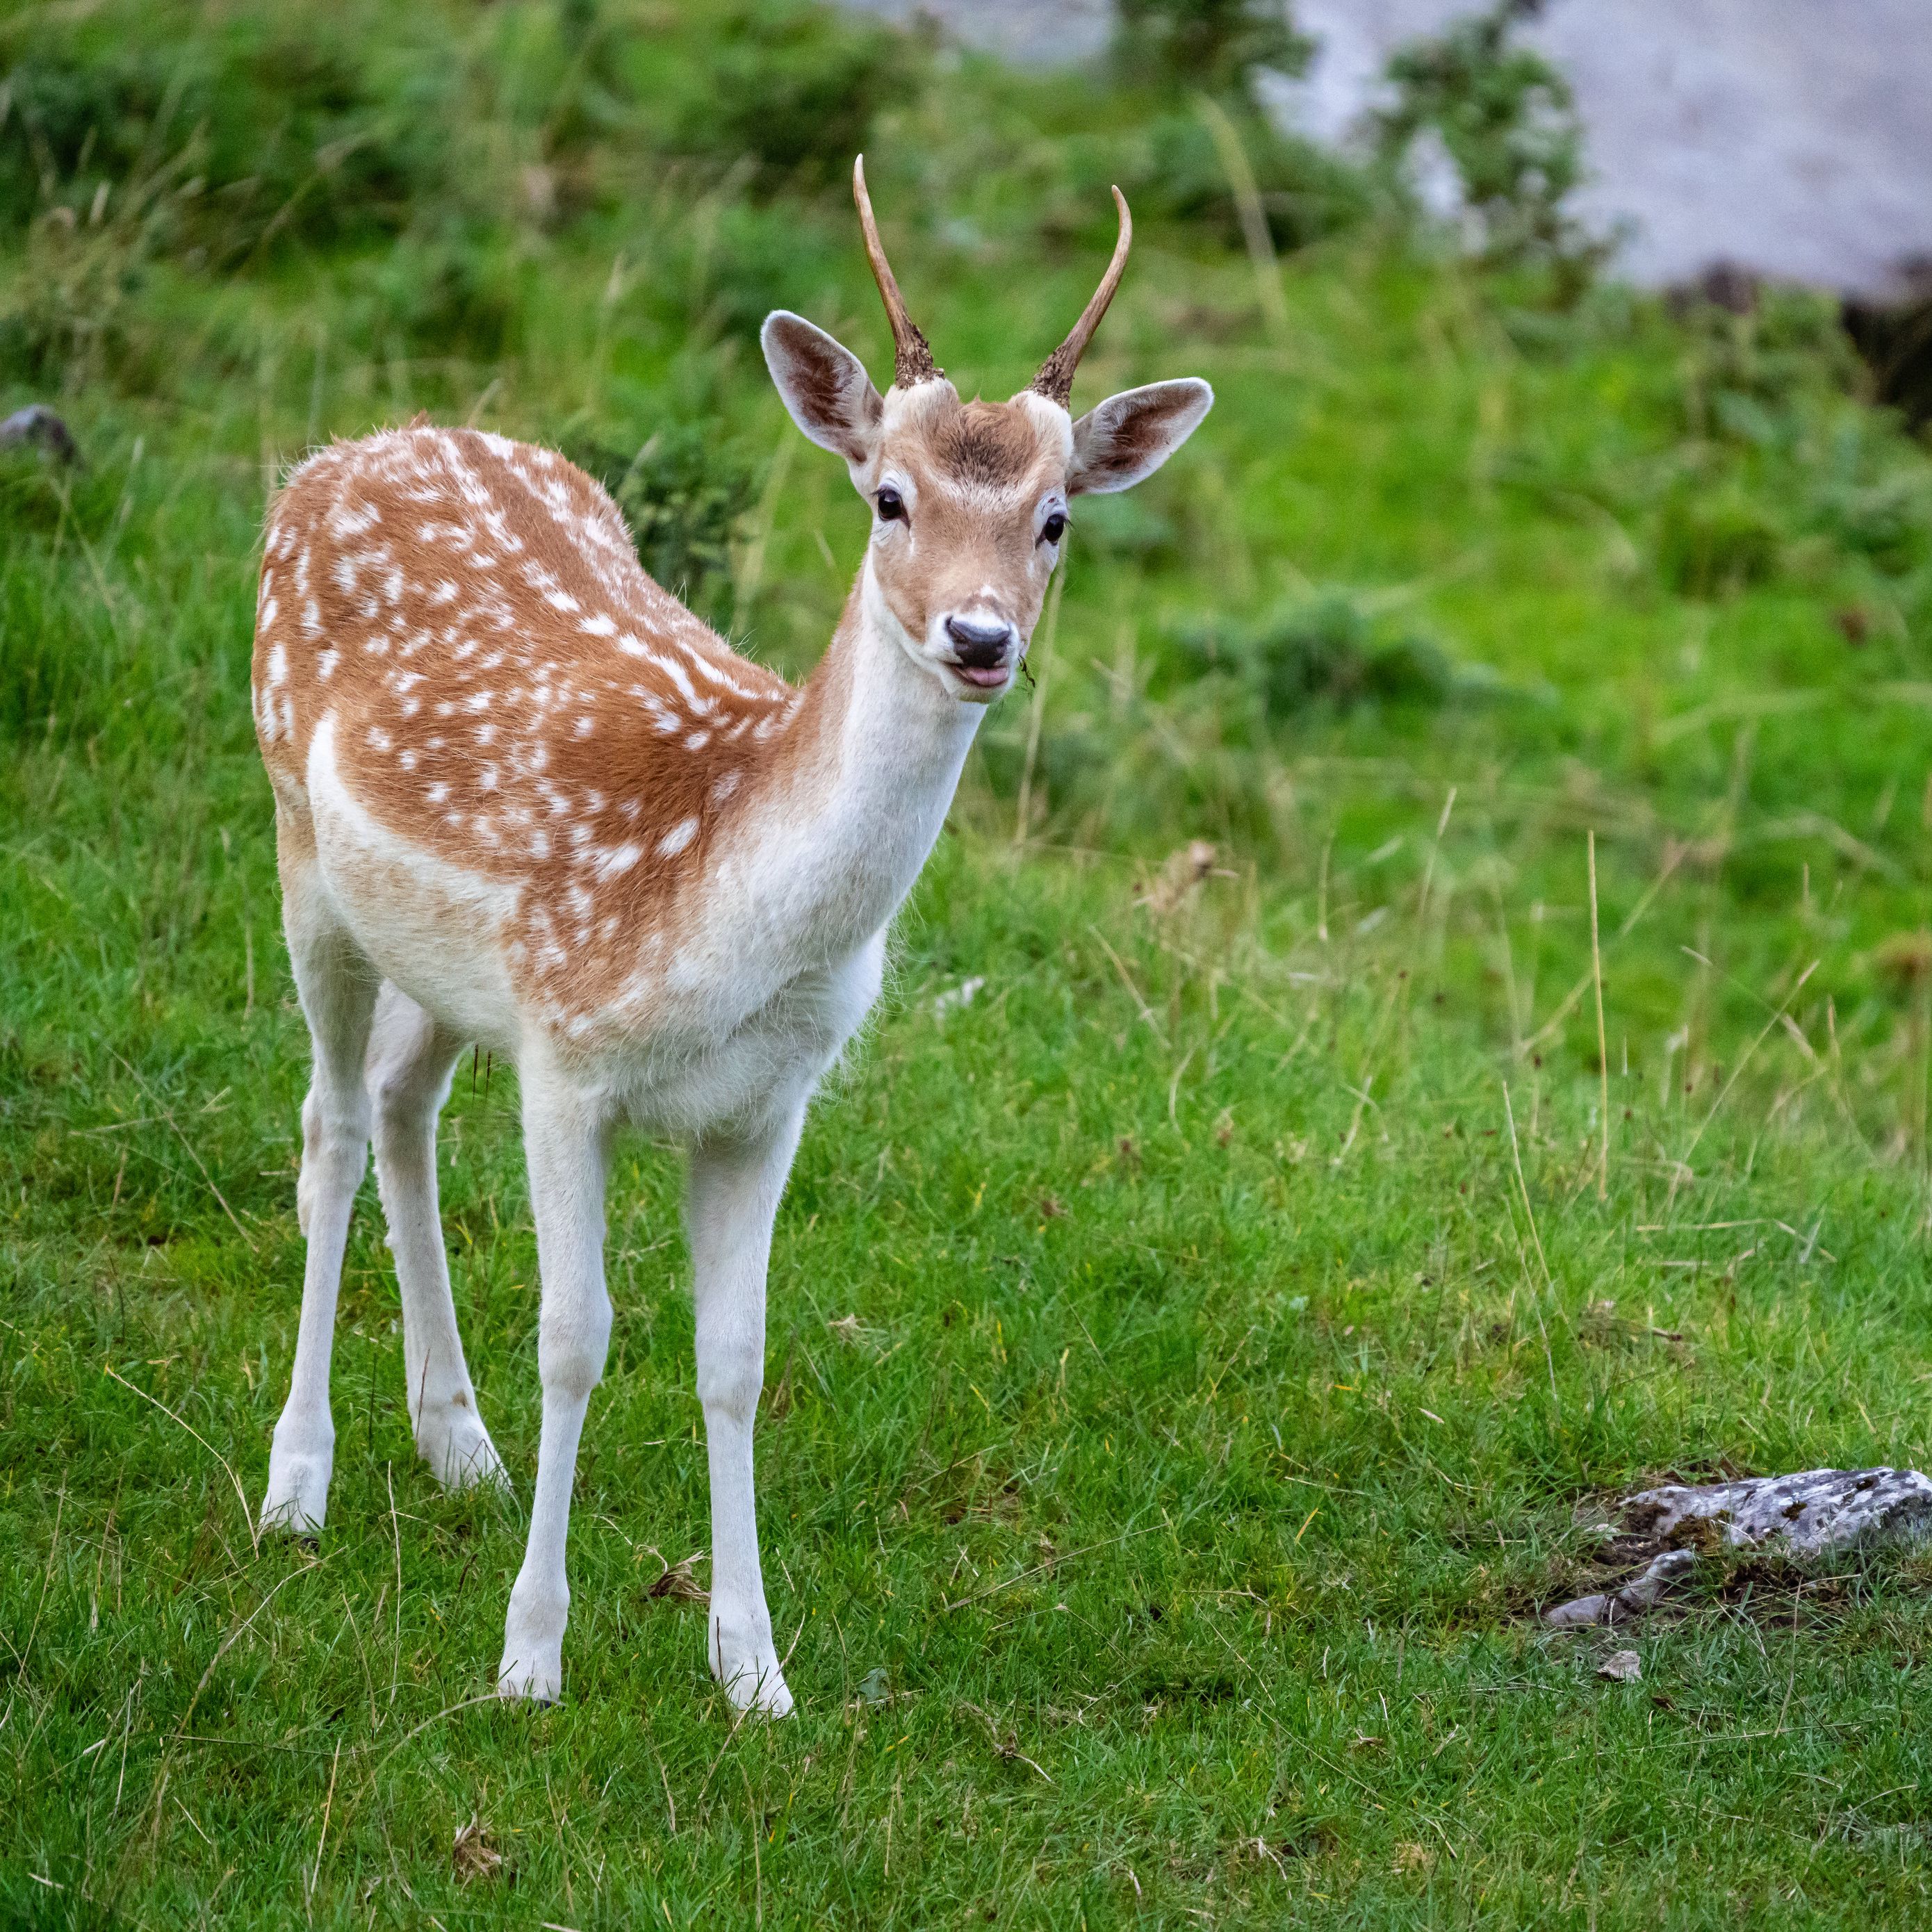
[957,665,1007,687]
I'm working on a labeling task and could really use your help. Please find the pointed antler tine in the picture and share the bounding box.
[853,154,941,390]
[1031,185,1133,411]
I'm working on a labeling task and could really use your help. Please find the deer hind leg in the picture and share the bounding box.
[263,833,378,1537]
[366,982,507,1495]
[687,1102,806,1717]
[498,1068,612,1704]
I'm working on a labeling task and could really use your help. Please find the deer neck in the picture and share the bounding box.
[726,559,981,966]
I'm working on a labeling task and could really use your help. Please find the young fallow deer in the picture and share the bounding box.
[251,158,1211,1712]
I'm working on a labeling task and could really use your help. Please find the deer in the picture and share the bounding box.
[249,158,1211,1714]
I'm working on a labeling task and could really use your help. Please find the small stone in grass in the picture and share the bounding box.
[1598,1648,1642,1683]
[0,405,81,465]
[1544,1548,1696,1628]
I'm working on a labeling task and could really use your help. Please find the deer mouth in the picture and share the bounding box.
[950,662,1010,691]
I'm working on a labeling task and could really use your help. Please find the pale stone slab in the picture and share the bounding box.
[1544,1468,1932,1627]
[1622,1468,1932,1559]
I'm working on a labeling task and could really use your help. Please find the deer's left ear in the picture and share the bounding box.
[762,311,884,465]
[1067,379,1213,495]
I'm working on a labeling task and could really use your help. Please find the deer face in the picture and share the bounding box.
[760,163,1212,705]
[857,384,1070,701]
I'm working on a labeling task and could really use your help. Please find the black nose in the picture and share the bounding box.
[944,615,1014,667]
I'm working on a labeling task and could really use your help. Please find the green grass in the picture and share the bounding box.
[8,2,1932,1924]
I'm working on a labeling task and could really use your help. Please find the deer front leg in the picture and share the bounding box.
[498,1075,612,1704]
[688,1104,805,1716]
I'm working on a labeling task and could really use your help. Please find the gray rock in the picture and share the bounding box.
[0,405,80,466]
[1543,1548,1697,1628]
[1543,1468,1932,1627]
[1622,1467,1932,1559]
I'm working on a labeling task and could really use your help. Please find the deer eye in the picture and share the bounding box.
[1040,511,1067,546]
[876,486,906,523]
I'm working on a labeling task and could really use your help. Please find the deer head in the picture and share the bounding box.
[760,158,1213,705]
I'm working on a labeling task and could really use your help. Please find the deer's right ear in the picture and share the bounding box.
[761,313,884,465]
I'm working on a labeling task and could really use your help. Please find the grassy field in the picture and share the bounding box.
[7,2,1932,1924]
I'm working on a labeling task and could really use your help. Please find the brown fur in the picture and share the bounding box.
[253,426,826,1024]
[928,402,1040,489]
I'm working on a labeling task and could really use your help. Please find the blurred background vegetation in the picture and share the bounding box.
[7,0,1932,1104]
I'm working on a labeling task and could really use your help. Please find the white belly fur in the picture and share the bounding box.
[305,714,886,1137]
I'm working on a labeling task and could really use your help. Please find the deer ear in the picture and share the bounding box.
[1067,378,1213,495]
[762,312,884,465]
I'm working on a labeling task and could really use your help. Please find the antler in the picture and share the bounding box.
[1030,186,1133,409]
[853,155,942,388]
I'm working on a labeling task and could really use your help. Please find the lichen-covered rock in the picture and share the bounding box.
[1543,1467,1932,1628]
[1622,1468,1932,1558]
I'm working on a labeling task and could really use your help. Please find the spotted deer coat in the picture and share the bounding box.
[255,421,937,1130]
